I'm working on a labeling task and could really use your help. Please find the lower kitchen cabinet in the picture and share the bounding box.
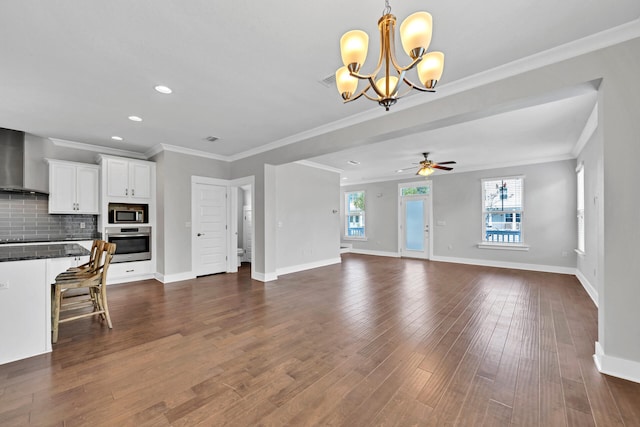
[107,260,155,284]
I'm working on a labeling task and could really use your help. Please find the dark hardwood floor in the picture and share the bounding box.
[1,254,639,426]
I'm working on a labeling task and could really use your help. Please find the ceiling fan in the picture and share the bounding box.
[415,152,456,176]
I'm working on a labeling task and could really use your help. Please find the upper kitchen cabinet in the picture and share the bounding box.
[47,160,99,214]
[103,156,152,200]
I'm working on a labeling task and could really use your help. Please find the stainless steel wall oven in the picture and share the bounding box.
[105,226,151,263]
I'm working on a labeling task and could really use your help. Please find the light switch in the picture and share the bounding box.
[437,220,446,226]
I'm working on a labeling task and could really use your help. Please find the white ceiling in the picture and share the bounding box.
[1,1,639,180]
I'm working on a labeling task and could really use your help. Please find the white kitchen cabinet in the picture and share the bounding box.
[105,157,152,200]
[47,160,99,214]
[0,259,48,365]
[107,260,154,284]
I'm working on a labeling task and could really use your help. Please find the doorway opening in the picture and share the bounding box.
[398,181,433,259]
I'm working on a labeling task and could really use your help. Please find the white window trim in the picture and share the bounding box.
[480,175,526,248]
[477,242,530,251]
[344,190,367,240]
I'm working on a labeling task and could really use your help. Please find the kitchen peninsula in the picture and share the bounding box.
[0,243,90,365]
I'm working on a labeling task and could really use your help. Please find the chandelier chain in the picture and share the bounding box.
[383,0,391,15]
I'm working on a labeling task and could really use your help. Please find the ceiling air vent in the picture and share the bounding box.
[204,136,219,142]
[319,73,336,88]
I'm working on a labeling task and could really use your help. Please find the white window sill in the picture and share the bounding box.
[477,242,530,251]
[343,236,368,241]
[575,249,585,257]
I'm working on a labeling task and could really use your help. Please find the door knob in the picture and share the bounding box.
[197,233,205,236]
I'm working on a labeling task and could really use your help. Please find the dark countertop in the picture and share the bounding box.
[0,243,90,262]
[0,234,101,245]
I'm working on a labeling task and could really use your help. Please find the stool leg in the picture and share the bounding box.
[98,286,113,329]
[52,285,61,344]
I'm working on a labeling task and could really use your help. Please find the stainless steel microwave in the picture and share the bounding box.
[109,209,145,224]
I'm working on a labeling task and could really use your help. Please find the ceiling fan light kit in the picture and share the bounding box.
[415,152,456,176]
[335,0,445,111]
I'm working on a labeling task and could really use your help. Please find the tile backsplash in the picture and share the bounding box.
[0,192,98,241]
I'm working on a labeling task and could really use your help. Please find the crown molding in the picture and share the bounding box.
[147,144,230,162]
[49,138,147,159]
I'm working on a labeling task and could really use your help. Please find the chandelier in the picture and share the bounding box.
[335,0,445,111]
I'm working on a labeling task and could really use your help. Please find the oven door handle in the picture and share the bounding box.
[107,233,149,238]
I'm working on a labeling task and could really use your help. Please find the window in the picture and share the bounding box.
[576,164,585,253]
[482,177,524,244]
[345,191,365,238]
[401,186,430,196]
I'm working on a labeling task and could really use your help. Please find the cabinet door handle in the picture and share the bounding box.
[132,189,135,196]
[125,188,128,196]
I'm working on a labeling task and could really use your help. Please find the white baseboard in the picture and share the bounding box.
[575,269,598,307]
[253,271,278,282]
[348,249,401,258]
[594,342,640,384]
[276,257,342,276]
[156,271,197,284]
[429,255,576,275]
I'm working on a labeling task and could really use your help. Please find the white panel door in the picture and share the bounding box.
[193,183,228,276]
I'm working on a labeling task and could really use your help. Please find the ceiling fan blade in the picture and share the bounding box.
[432,165,454,171]
[435,161,456,165]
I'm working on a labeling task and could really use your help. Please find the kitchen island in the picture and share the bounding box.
[0,243,90,365]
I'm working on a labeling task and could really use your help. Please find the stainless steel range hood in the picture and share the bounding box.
[0,128,48,195]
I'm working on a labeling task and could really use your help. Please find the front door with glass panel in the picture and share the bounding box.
[400,192,430,259]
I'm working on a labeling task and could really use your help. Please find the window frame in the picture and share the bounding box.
[344,190,366,240]
[479,175,527,249]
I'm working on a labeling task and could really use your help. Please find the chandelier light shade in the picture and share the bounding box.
[399,12,433,58]
[336,0,445,111]
[340,30,369,70]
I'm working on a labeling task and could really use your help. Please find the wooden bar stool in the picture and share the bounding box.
[51,242,117,344]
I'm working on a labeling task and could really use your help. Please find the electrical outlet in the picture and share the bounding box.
[0,282,9,290]
[80,222,86,229]
[561,251,568,257]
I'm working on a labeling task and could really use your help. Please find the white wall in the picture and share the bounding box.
[150,150,230,276]
[432,160,576,270]
[576,121,602,304]
[341,160,577,270]
[340,180,400,255]
[275,163,341,273]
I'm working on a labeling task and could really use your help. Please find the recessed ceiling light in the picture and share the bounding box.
[111,136,123,141]
[128,116,142,122]
[396,169,404,173]
[347,160,360,165]
[342,177,348,180]
[154,85,172,94]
